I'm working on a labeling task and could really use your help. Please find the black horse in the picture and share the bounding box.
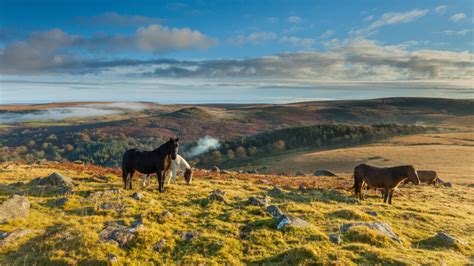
[122,138,179,193]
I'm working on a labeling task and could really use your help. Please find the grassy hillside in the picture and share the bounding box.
[0,161,473,265]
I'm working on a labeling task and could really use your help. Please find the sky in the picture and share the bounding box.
[0,0,473,104]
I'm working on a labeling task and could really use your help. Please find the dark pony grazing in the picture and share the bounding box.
[122,137,179,193]
[353,163,420,204]
[404,170,438,186]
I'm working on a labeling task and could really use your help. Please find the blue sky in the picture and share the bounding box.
[0,0,473,103]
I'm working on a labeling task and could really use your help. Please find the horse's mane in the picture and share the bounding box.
[152,139,172,155]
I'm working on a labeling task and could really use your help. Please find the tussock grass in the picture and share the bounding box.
[0,163,473,265]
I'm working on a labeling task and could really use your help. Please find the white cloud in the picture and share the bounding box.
[434,5,447,14]
[279,36,315,47]
[136,25,217,52]
[75,12,162,26]
[287,16,302,23]
[229,32,277,45]
[450,13,467,22]
[363,15,374,22]
[442,29,473,35]
[368,9,428,30]
[321,29,335,38]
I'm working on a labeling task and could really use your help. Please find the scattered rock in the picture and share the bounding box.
[365,211,378,217]
[152,239,167,253]
[0,229,31,247]
[276,215,310,229]
[248,196,270,207]
[73,160,84,165]
[158,211,173,222]
[268,187,284,197]
[208,189,226,202]
[340,222,401,243]
[328,233,343,245]
[7,181,25,187]
[433,232,467,246]
[0,195,30,223]
[54,197,69,207]
[30,172,75,188]
[182,231,199,241]
[246,169,258,174]
[180,211,192,217]
[467,184,474,188]
[211,166,220,172]
[313,170,338,177]
[266,205,283,218]
[442,182,453,188]
[220,170,232,174]
[99,222,136,248]
[132,192,144,201]
[100,202,125,212]
[89,189,121,199]
[294,170,306,176]
[107,254,118,263]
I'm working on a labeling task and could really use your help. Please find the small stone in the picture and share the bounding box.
[276,215,310,229]
[248,196,270,207]
[182,231,199,241]
[132,192,144,201]
[340,222,401,243]
[220,170,232,174]
[0,195,30,223]
[211,166,220,172]
[266,205,283,218]
[329,233,343,245]
[158,211,173,222]
[55,198,69,207]
[365,211,378,217]
[434,232,467,246]
[246,169,258,174]
[313,170,338,177]
[152,239,167,252]
[107,254,118,263]
[208,189,226,202]
[180,211,192,217]
[0,229,31,247]
[442,182,453,188]
[31,172,75,187]
[294,170,306,176]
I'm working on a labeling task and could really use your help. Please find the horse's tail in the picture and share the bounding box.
[122,149,134,183]
[353,166,363,195]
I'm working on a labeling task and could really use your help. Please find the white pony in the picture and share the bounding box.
[142,154,193,187]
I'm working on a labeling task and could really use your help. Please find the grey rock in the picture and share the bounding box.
[55,198,69,207]
[31,172,75,187]
[246,169,258,174]
[313,170,338,177]
[266,205,283,218]
[7,182,25,187]
[442,182,453,188]
[467,184,474,188]
[152,239,167,252]
[158,211,173,222]
[100,202,125,212]
[211,166,220,172]
[434,232,467,246]
[182,231,199,241]
[220,170,232,174]
[0,229,31,247]
[328,233,342,245]
[268,187,284,197]
[294,170,306,176]
[276,215,310,229]
[180,211,192,217]
[0,195,30,223]
[208,189,226,202]
[340,222,401,243]
[132,192,144,201]
[248,196,270,207]
[107,254,118,263]
[99,222,136,248]
[365,211,378,217]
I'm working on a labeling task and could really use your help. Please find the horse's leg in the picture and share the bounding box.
[128,170,135,190]
[122,169,129,190]
[165,171,172,185]
[157,171,164,193]
[141,174,147,188]
[172,168,177,184]
[383,188,389,203]
[388,189,394,205]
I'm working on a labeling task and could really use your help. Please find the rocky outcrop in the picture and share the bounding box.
[0,195,30,223]
[313,170,338,177]
[340,222,401,243]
